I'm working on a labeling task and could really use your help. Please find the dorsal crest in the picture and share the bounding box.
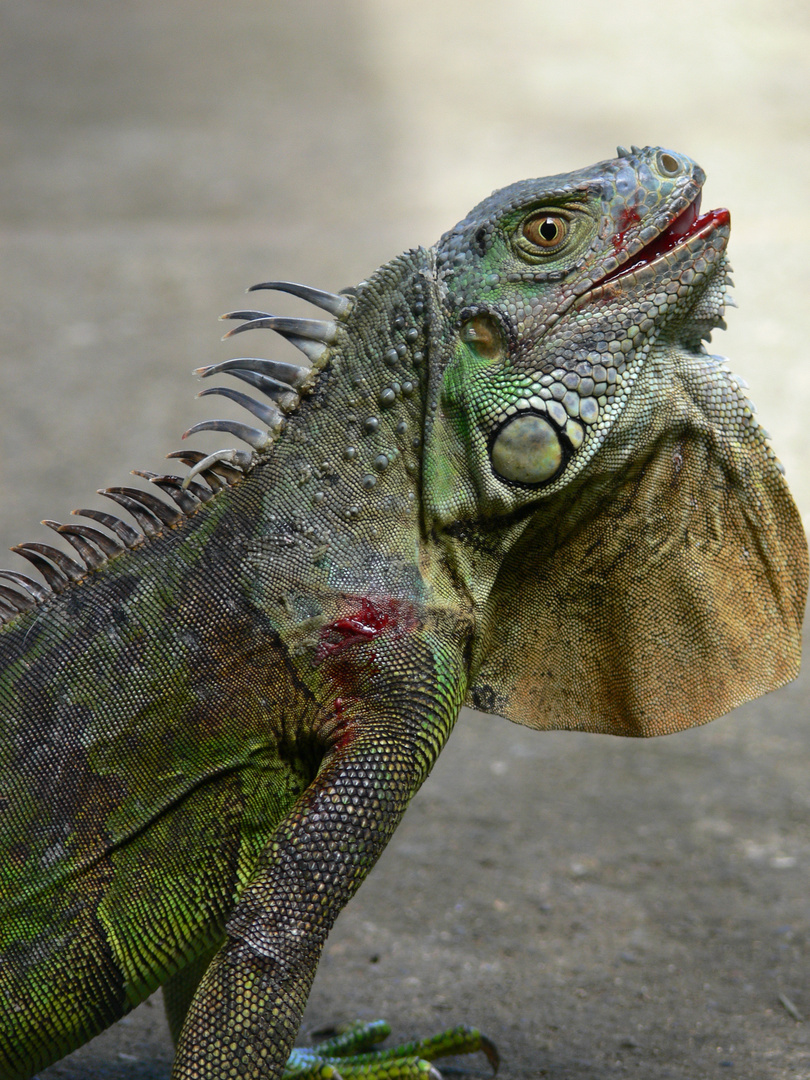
[0,280,352,627]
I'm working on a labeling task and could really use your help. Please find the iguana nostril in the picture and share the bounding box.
[657,151,681,176]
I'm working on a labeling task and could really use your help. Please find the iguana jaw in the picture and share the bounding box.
[597,193,731,288]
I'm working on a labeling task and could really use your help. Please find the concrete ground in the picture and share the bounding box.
[1,2,808,1077]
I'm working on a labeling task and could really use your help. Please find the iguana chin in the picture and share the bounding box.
[0,146,806,1080]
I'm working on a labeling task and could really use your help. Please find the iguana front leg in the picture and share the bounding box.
[171,660,464,1079]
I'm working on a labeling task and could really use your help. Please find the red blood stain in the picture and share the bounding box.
[603,205,729,286]
[316,599,419,749]
[612,206,642,251]
[329,698,359,750]
[316,597,417,663]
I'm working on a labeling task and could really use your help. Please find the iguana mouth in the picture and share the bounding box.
[600,195,731,286]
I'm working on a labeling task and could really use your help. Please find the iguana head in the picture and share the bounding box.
[419,145,806,736]
[424,145,731,522]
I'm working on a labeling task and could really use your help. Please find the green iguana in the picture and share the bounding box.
[0,146,806,1080]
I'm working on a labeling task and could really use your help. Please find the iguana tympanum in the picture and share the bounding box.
[1,146,806,1079]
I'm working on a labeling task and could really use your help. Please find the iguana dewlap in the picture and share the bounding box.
[0,146,806,1079]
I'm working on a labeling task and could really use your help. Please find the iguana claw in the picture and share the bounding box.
[283,1021,498,1080]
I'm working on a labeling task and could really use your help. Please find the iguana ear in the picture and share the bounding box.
[467,355,808,736]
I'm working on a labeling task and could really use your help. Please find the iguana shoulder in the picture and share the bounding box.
[0,145,806,1079]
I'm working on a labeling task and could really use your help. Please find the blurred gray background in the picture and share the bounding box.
[1,2,808,1077]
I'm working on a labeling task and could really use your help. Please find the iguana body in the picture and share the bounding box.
[0,146,806,1079]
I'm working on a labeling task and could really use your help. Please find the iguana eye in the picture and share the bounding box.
[522,214,568,250]
[490,413,563,485]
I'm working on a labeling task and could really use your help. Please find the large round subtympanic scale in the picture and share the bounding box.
[491,413,563,484]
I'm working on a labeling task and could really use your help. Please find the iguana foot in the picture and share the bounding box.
[284,1020,499,1079]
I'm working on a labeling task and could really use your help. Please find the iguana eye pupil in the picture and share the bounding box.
[523,214,567,250]
[490,413,563,485]
[539,220,558,242]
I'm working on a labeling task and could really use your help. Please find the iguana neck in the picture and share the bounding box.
[216,250,519,640]
[224,250,437,608]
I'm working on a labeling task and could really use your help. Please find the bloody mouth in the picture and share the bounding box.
[600,195,731,285]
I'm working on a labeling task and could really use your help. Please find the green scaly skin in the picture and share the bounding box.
[0,146,806,1079]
